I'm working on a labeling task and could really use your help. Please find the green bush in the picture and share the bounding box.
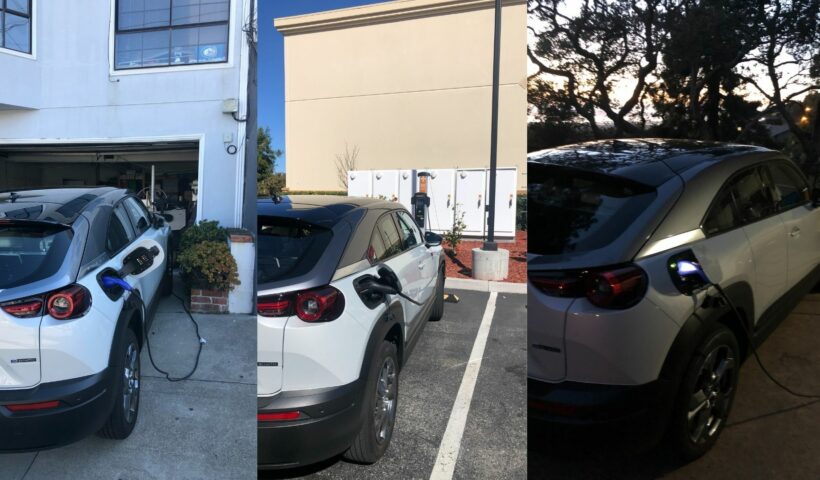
[516,194,527,231]
[179,220,227,254]
[443,206,467,255]
[178,241,240,291]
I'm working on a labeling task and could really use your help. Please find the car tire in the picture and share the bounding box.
[344,341,399,464]
[428,267,445,322]
[98,327,141,440]
[667,324,739,461]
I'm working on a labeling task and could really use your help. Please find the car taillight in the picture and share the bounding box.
[5,400,61,412]
[257,286,344,322]
[47,285,92,320]
[257,411,301,422]
[0,298,44,318]
[531,265,647,309]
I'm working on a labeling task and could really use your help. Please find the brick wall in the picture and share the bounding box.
[190,289,228,314]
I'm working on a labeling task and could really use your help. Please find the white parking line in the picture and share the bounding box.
[429,291,498,480]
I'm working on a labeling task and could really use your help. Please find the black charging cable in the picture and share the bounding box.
[133,290,205,382]
[710,283,820,399]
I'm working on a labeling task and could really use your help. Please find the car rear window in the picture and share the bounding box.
[528,164,656,255]
[0,224,73,289]
[257,217,333,284]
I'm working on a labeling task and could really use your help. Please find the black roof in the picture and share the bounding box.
[0,187,122,225]
[528,138,772,186]
[257,195,399,227]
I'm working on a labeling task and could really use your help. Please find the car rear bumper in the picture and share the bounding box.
[258,380,365,470]
[528,377,676,445]
[0,369,113,452]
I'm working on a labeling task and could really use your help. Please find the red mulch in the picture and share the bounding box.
[443,231,527,283]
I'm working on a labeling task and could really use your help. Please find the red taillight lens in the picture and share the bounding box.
[5,400,61,412]
[47,285,92,320]
[531,265,647,309]
[1,298,44,318]
[257,411,301,422]
[257,296,292,317]
[257,286,344,322]
[295,287,340,322]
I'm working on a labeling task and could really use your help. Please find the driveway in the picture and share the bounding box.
[1,287,256,480]
[529,286,820,479]
[262,288,527,480]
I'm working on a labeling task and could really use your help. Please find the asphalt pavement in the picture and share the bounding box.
[262,288,527,480]
[528,287,820,479]
[1,287,256,480]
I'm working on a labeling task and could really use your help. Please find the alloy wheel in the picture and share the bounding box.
[373,356,397,443]
[687,344,736,444]
[123,342,140,424]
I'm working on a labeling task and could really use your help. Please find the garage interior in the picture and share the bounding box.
[0,142,199,231]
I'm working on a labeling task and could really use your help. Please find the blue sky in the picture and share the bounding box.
[258,0,386,172]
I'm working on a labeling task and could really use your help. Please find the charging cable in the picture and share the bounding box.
[679,261,820,399]
[102,276,205,382]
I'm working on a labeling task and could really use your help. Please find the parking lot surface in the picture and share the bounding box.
[529,287,820,479]
[1,289,256,480]
[263,288,527,480]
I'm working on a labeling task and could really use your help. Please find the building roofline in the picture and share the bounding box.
[274,0,525,36]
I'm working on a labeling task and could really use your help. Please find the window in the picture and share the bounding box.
[123,197,152,235]
[396,211,421,250]
[367,215,403,264]
[766,162,810,211]
[108,205,136,254]
[703,167,777,235]
[257,217,333,284]
[115,0,230,70]
[1,0,31,54]
[0,224,71,289]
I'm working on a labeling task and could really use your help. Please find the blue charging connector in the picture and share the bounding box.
[102,276,133,292]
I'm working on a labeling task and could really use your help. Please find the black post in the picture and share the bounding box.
[483,0,502,252]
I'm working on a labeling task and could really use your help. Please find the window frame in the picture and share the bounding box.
[395,210,423,252]
[368,211,409,265]
[106,201,138,257]
[122,195,153,236]
[762,160,812,213]
[0,0,33,56]
[700,163,780,238]
[112,0,231,72]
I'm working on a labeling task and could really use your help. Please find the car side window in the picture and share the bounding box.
[766,162,810,211]
[367,214,403,263]
[123,196,152,236]
[107,205,135,254]
[703,188,738,236]
[395,211,421,250]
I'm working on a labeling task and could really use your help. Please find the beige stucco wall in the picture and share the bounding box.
[276,0,527,192]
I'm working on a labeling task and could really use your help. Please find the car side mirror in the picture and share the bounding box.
[424,231,442,247]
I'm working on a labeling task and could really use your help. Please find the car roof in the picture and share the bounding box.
[257,195,401,227]
[527,138,772,187]
[0,187,125,225]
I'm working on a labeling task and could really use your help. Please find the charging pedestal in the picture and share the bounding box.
[413,172,432,230]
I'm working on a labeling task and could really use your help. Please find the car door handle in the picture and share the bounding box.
[418,263,425,270]
[789,227,801,238]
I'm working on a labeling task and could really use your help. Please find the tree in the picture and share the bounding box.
[335,143,360,190]
[257,127,285,196]
[527,0,668,137]
[737,0,820,167]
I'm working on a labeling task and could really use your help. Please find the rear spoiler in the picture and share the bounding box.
[0,218,72,229]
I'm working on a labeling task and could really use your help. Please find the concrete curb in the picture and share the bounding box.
[445,277,527,294]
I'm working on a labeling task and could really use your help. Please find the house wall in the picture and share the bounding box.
[0,0,253,228]
[277,0,527,192]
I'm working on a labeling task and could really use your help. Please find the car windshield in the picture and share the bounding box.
[0,223,73,289]
[257,217,333,284]
[528,163,656,255]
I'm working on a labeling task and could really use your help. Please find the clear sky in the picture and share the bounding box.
[258,0,387,172]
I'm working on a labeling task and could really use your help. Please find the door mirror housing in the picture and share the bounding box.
[424,231,443,247]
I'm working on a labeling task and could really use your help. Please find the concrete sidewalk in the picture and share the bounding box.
[2,291,256,480]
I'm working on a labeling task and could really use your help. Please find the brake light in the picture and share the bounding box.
[47,285,92,320]
[257,411,301,422]
[5,400,61,412]
[530,265,647,309]
[257,286,344,322]
[1,298,44,318]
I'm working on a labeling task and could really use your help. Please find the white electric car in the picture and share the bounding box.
[0,187,170,451]
[528,139,820,459]
[257,196,445,469]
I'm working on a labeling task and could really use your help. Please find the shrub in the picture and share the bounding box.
[179,220,227,253]
[443,206,467,255]
[178,241,240,292]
